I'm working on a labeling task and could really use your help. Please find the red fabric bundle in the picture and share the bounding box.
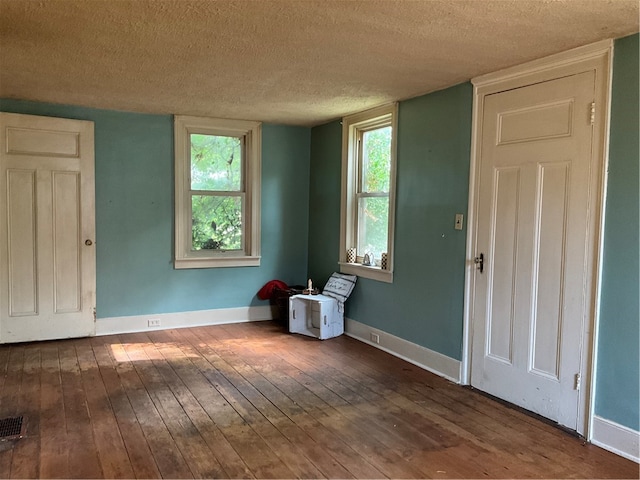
[257,280,289,300]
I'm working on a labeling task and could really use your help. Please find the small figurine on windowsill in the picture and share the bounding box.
[303,278,319,295]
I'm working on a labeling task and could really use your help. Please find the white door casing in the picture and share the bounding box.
[463,40,613,437]
[0,112,96,343]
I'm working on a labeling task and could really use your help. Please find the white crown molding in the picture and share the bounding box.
[472,39,614,91]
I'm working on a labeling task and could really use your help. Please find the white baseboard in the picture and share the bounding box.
[344,317,461,383]
[591,415,640,463]
[95,305,274,336]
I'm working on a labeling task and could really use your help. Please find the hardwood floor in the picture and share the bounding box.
[0,321,637,479]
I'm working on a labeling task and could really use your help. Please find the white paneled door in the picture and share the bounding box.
[0,113,96,343]
[471,71,596,430]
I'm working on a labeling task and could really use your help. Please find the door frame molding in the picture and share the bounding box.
[461,39,614,438]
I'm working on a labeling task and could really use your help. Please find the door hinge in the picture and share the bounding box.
[93,307,96,322]
[589,102,596,125]
[574,373,581,390]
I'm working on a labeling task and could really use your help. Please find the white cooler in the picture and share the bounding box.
[289,294,343,340]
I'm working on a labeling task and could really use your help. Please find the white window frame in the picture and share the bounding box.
[174,115,261,269]
[339,103,398,283]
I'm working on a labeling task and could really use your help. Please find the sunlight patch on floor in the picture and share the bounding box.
[109,342,200,362]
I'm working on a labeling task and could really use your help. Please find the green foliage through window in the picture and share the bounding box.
[190,134,244,251]
[357,125,391,258]
[361,127,391,193]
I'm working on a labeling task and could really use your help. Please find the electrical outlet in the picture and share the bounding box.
[370,333,380,344]
[148,318,161,327]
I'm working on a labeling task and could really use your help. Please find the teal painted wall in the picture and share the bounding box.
[308,84,473,360]
[594,34,639,430]
[307,121,343,287]
[0,99,311,318]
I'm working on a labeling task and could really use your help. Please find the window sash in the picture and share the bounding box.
[355,192,388,199]
[189,192,246,254]
[189,134,246,193]
[355,194,389,261]
[356,126,391,195]
[354,124,392,258]
[188,134,247,253]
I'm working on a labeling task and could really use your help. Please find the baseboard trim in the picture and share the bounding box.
[95,305,274,336]
[344,317,461,383]
[591,415,640,463]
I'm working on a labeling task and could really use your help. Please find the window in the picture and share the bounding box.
[174,115,261,268]
[339,104,397,283]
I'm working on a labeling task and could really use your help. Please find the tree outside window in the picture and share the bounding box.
[357,126,391,259]
[190,134,244,252]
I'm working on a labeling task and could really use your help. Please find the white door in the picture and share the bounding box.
[471,71,596,430]
[0,112,96,343]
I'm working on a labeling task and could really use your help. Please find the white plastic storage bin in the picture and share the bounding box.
[289,294,343,340]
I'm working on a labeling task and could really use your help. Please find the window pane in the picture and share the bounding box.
[192,195,242,251]
[190,134,242,191]
[357,196,389,258]
[361,126,391,193]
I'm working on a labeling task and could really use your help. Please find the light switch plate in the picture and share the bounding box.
[455,213,464,230]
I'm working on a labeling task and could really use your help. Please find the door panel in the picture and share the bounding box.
[7,126,80,157]
[0,113,95,343]
[53,171,82,313]
[471,71,595,430]
[531,162,569,379]
[7,169,38,316]
[497,100,574,144]
[487,167,519,364]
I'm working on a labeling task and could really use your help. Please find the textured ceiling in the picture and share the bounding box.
[0,0,638,126]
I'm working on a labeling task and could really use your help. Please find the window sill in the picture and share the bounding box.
[175,255,261,269]
[339,262,393,283]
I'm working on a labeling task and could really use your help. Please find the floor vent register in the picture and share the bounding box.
[0,416,25,440]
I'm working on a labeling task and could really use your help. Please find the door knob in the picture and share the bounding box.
[474,253,484,273]
[85,239,93,246]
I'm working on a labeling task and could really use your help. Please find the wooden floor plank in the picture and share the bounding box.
[163,328,303,479]
[75,341,136,479]
[245,322,639,478]
[0,347,23,477]
[58,341,104,479]
[0,346,24,417]
[222,329,438,478]
[110,335,193,479]
[125,332,229,479]
[9,343,41,479]
[146,329,256,478]
[327,337,589,476]
[193,325,427,478]
[0,322,637,479]
[216,324,385,478]
[38,343,70,479]
[307,329,635,478]
[176,327,354,479]
[291,333,555,477]
[89,336,163,479]
[0,445,12,479]
[0,345,12,409]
